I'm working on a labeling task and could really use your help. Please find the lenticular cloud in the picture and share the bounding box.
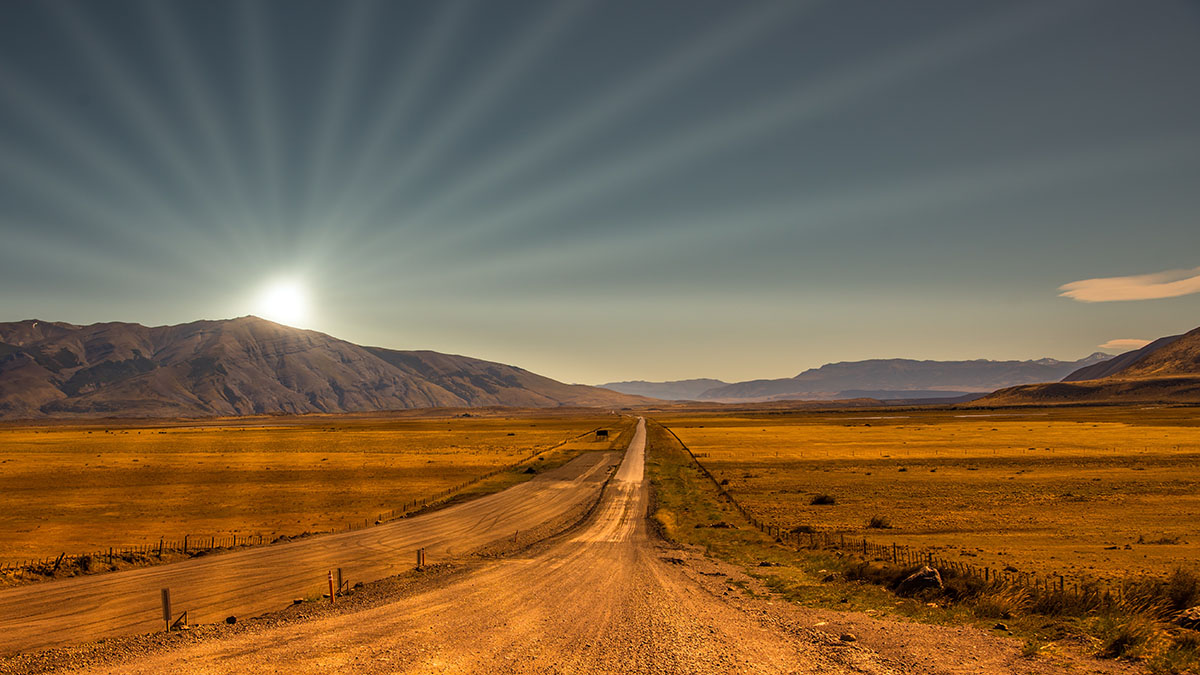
[1098,338,1152,351]
[1059,266,1200,302]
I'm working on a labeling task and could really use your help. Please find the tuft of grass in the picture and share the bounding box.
[1098,610,1165,660]
[972,585,1031,620]
[1164,567,1200,611]
[810,494,836,505]
[866,514,892,529]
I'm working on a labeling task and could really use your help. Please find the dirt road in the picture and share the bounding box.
[52,418,1134,674]
[0,448,620,656]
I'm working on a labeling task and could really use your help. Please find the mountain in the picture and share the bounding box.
[691,354,1112,402]
[597,379,729,401]
[0,317,648,419]
[977,326,1200,405]
[1061,335,1183,381]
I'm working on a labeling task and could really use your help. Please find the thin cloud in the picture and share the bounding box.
[1098,338,1151,352]
[1059,266,1200,302]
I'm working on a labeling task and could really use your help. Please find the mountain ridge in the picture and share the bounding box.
[0,317,647,419]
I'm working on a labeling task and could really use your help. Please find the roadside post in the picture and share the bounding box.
[160,588,172,632]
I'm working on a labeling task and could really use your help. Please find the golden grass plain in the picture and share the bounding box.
[0,413,630,565]
[658,406,1200,583]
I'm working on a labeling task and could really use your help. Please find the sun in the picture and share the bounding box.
[256,279,309,326]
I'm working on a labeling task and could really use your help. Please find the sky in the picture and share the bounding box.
[1,0,1199,385]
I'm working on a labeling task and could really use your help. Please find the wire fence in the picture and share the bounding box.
[1,425,611,577]
[654,420,1144,612]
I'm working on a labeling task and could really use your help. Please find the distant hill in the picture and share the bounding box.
[977,326,1200,405]
[0,317,648,419]
[597,379,729,401]
[690,354,1111,402]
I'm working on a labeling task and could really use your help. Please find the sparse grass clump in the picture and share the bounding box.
[810,494,836,505]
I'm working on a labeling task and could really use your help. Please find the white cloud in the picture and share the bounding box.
[1098,338,1151,352]
[1059,266,1200,302]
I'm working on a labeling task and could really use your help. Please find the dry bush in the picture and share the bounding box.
[810,494,836,505]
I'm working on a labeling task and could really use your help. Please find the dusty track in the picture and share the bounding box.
[0,449,620,656]
[40,419,1136,674]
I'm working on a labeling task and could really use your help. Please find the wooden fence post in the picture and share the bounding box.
[328,570,335,604]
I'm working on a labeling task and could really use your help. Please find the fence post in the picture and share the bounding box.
[328,570,335,604]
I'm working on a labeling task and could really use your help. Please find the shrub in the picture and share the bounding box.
[867,515,892,529]
[810,494,836,505]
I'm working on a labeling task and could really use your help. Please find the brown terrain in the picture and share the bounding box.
[0,420,1143,674]
[976,325,1200,405]
[0,318,648,419]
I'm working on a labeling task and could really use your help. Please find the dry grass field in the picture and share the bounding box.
[658,406,1200,584]
[0,413,631,565]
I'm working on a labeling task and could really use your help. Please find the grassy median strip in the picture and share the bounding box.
[644,419,1200,674]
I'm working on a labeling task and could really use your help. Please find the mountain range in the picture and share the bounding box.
[601,354,1112,403]
[0,317,646,419]
[594,379,730,402]
[978,326,1200,405]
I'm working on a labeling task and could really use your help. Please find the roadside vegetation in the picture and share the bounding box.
[645,418,1200,674]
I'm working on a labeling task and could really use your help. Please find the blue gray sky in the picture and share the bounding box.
[1,0,1198,384]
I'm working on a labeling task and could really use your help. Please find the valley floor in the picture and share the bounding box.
[1,419,1146,674]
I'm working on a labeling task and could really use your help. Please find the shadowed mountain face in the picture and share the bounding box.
[668,355,1111,403]
[0,317,646,419]
[977,325,1200,405]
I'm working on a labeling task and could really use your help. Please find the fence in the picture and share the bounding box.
[654,420,1131,611]
[1,426,609,577]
